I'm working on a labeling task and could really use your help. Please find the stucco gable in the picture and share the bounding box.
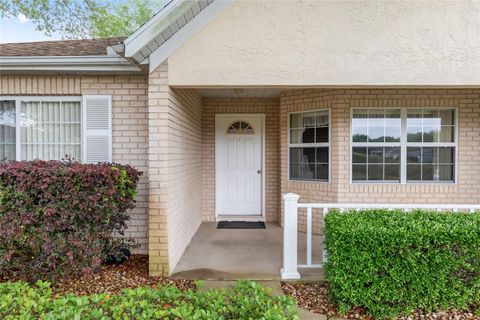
[166,0,480,86]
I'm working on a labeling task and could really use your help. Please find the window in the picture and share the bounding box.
[351,108,456,183]
[0,97,82,161]
[406,109,455,182]
[352,109,401,182]
[0,101,16,161]
[289,110,329,182]
[227,121,254,134]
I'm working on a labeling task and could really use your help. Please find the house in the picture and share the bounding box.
[1,0,479,278]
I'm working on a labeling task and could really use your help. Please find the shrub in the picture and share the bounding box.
[0,280,299,319]
[0,160,141,281]
[324,209,480,319]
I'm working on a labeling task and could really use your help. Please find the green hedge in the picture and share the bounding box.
[0,280,298,320]
[324,209,480,318]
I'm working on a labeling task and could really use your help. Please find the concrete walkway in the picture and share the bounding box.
[172,222,325,281]
[199,280,329,320]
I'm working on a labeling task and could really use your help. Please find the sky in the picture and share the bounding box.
[0,14,62,43]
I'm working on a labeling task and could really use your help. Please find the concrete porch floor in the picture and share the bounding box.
[171,222,325,281]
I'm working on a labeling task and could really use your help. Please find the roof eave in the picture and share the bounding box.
[123,0,187,61]
[122,0,232,67]
[0,55,143,73]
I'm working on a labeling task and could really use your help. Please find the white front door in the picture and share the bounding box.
[216,114,264,217]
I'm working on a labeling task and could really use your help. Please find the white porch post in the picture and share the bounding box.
[281,193,301,280]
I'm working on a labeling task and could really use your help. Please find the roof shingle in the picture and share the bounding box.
[0,37,125,57]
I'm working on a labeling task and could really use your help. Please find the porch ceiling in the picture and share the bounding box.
[195,88,282,99]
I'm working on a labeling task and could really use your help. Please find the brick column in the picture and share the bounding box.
[147,63,170,275]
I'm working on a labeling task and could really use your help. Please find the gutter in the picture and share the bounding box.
[0,55,143,72]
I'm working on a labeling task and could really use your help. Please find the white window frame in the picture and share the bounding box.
[350,107,458,184]
[0,96,83,161]
[287,108,331,183]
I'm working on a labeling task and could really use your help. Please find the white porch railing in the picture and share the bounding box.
[280,192,480,280]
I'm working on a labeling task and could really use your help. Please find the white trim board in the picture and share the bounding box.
[124,0,185,58]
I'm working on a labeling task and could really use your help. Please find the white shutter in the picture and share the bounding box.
[82,95,112,163]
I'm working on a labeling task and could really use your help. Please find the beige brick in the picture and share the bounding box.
[0,74,149,254]
[279,89,480,232]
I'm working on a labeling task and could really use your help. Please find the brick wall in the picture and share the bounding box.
[0,75,149,253]
[201,98,280,222]
[279,89,480,233]
[147,64,203,275]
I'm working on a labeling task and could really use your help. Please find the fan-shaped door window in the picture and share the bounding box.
[227,121,254,134]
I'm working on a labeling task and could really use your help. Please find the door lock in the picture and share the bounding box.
[257,170,262,174]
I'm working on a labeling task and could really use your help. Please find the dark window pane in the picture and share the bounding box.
[368,126,384,142]
[384,165,400,181]
[316,147,329,163]
[423,126,436,142]
[438,147,454,164]
[315,127,328,143]
[439,109,454,126]
[407,126,423,142]
[368,147,383,163]
[302,148,315,163]
[352,126,368,142]
[407,164,422,181]
[438,165,454,181]
[315,164,328,181]
[422,147,435,163]
[384,147,400,163]
[385,126,401,142]
[302,128,315,143]
[302,163,315,180]
[352,147,367,163]
[368,165,383,180]
[407,147,421,163]
[290,163,301,179]
[352,165,367,181]
[422,164,434,180]
[290,148,302,163]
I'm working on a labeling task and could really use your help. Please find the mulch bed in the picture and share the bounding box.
[0,255,194,297]
[281,282,479,320]
[51,255,194,297]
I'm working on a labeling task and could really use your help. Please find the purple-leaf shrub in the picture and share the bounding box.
[0,160,141,281]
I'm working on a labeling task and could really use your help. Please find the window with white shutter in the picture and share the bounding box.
[83,95,112,163]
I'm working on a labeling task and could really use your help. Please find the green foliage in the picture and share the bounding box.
[0,0,166,39]
[0,280,298,319]
[324,209,480,319]
[90,0,158,38]
[0,160,142,281]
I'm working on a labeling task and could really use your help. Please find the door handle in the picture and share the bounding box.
[257,170,262,174]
